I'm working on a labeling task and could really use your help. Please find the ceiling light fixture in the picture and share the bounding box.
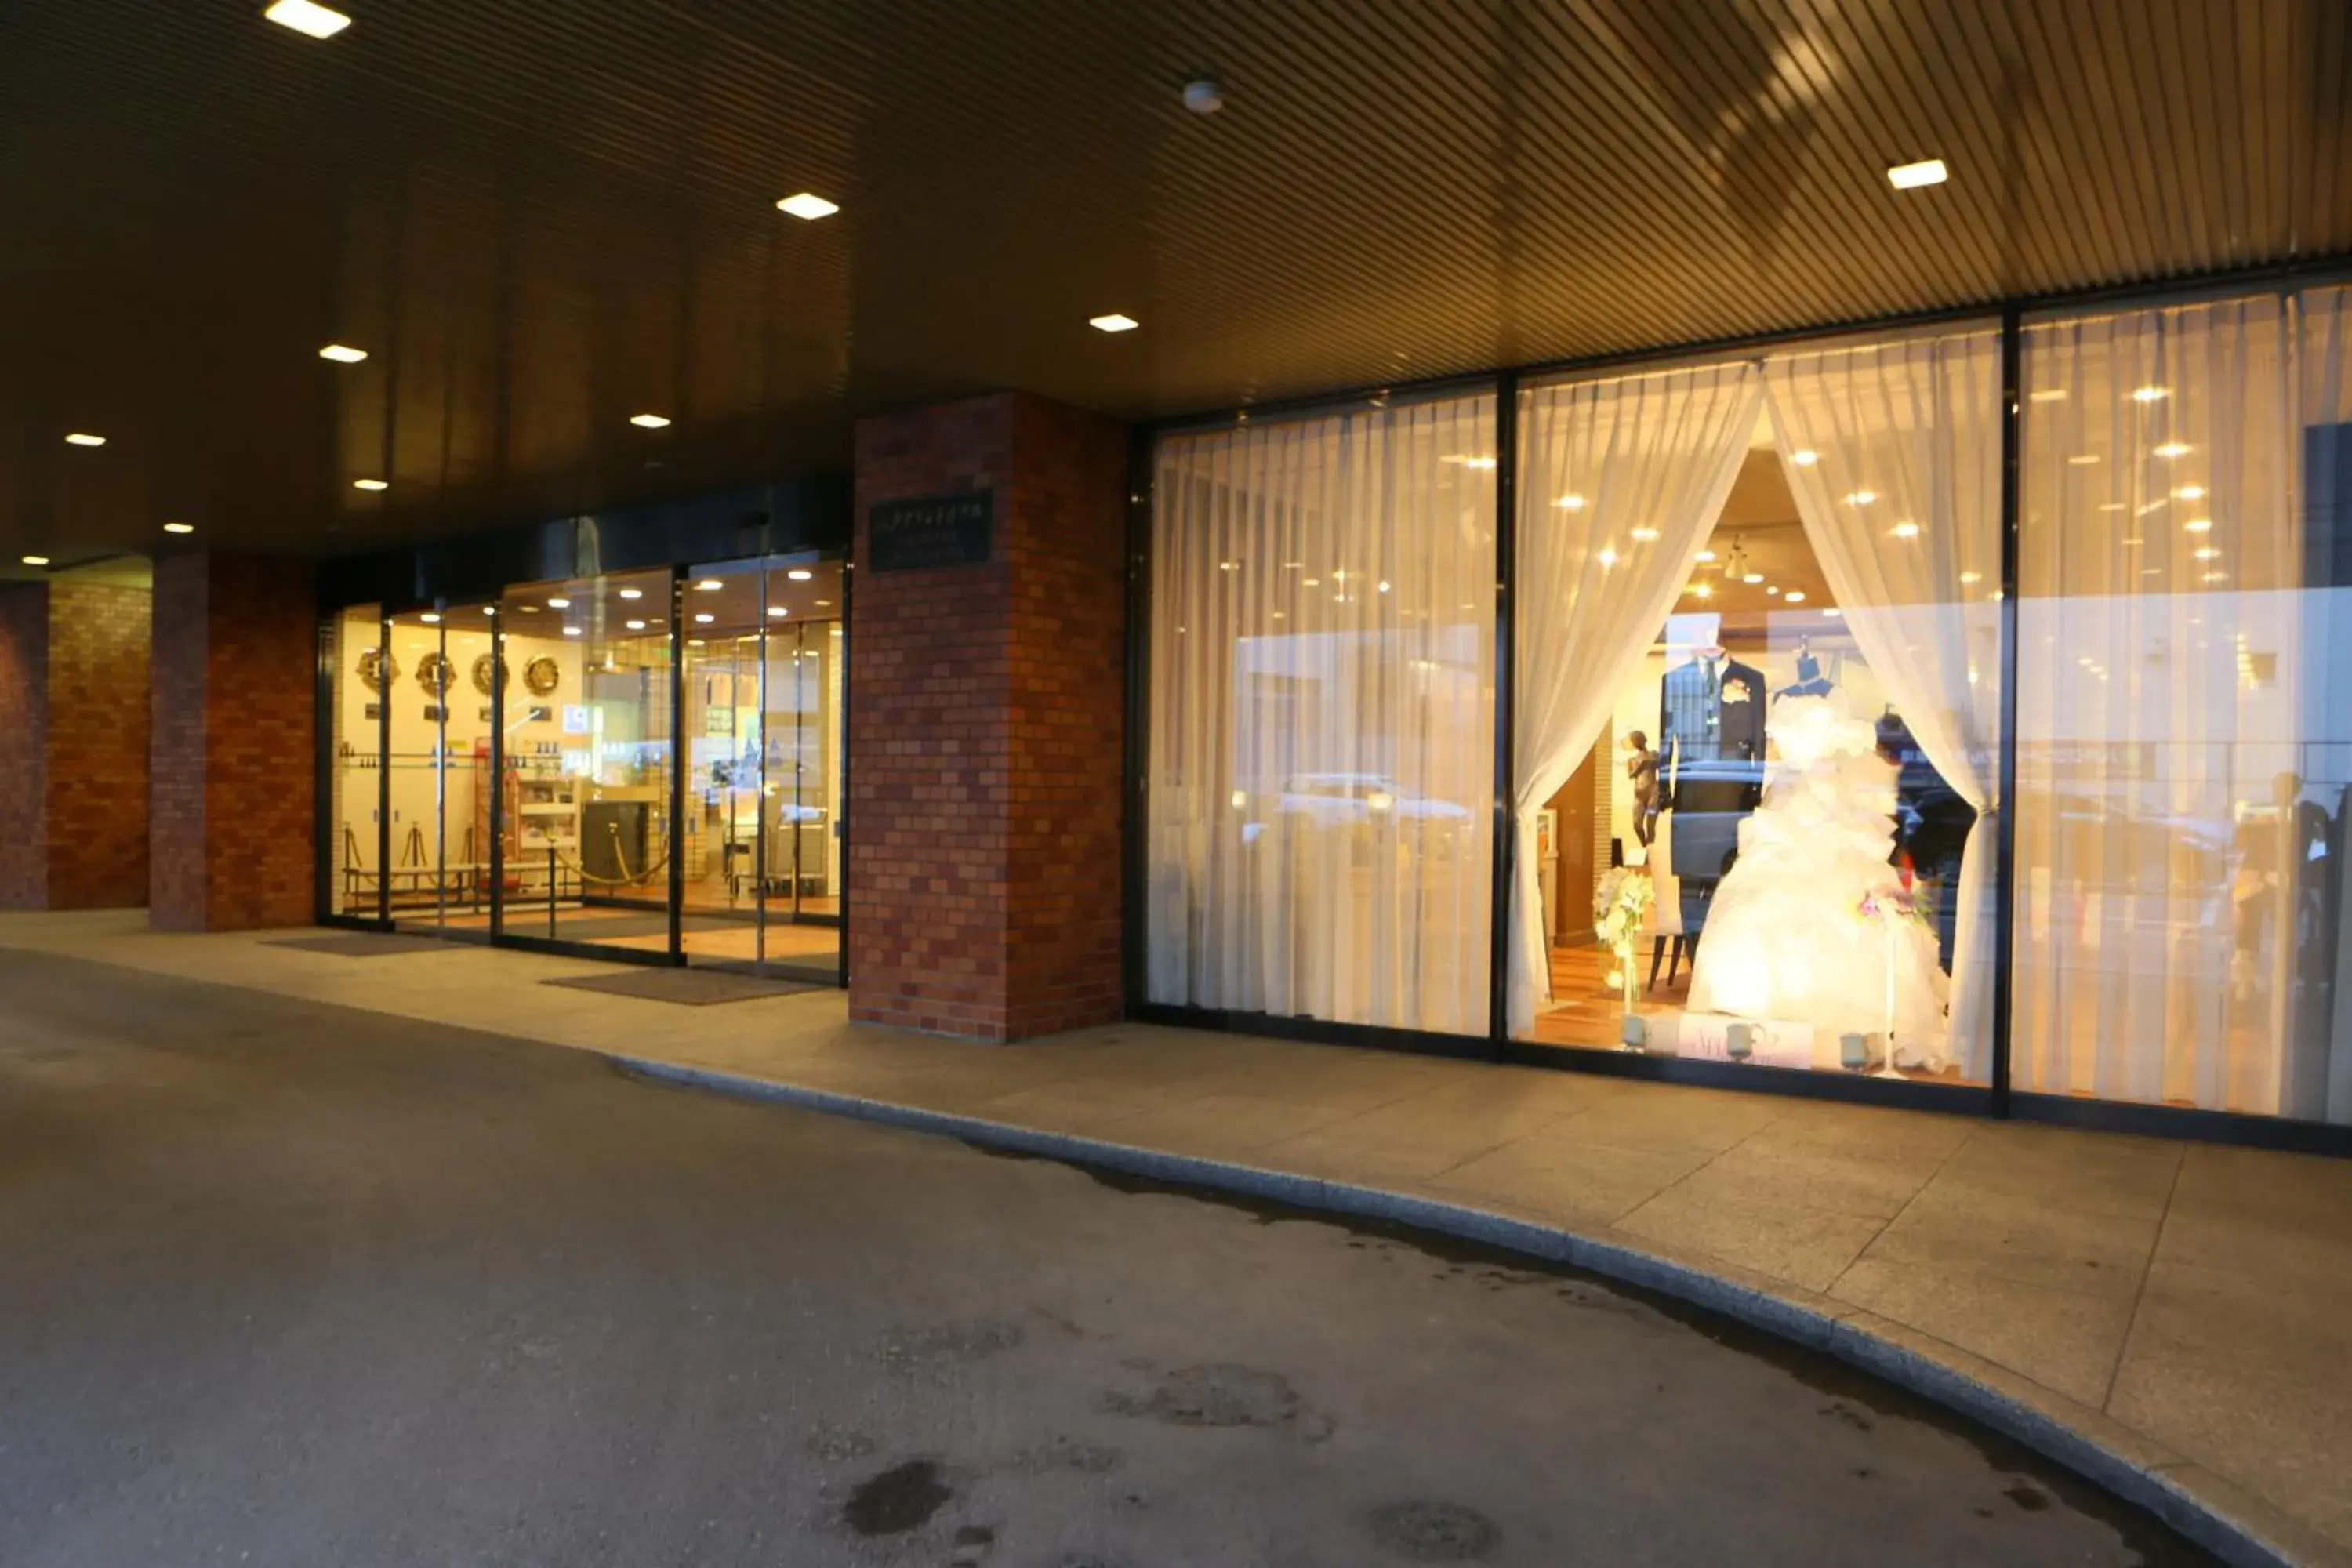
[626,619,646,631]
[1742,572,1765,584]
[618,587,643,600]
[318,343,368,363]
[1597,549,1618,568]
[2203,572,2229,583]
[481,606,495,615]
[2067,454,2100,466]
[1784,591,1806,604]
[1555,494,1586,510]
[1845,489,1876,506]
[2175,485,2206,500]
[1630,526,1660,542]
[776,192,840,220]
[419,612,441,625]
[1789,449,1820,466]
[1958,570,1982,584]
[2194,546,2223,561]
[21,554,50,567]
[1089,313,1140,333]
[1694,550,1716,563]
[1692,583,1713,600]
[768,606,789,618]
[693,612,714,624]
[562,626,583,637]
[547,597,571,608]
[264,0,350,38]
[1892,521,1921,539]
[629,413,672,429]
[64,433,105,447]
[2154,441,2192,459]
[162,521,194,535]
[1377,579,1392,593]
[2185,517,2214,533]
[353,477,387,491]
[2028,389,2069,403]
[1824,607,1843,619]
[787,568,814,581]
[2130,386,2169,403]
[1462,456,1497,470]
[1886,158,1948,190]
[695,578,723,591]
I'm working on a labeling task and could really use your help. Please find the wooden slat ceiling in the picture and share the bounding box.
[3,0,2347,563]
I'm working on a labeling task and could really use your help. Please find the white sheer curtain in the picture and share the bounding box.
[2293,286,2352,1124]
[2014,295,2305,1113]
[1510,361,1762,1037]
[1765,328,2004,1076]
[1147,393,1497,1035]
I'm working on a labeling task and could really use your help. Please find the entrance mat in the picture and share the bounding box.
[540,968,826,1006]
[265,933,456,957]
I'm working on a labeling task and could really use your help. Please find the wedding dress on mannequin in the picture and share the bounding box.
[1684,693,1951,1066]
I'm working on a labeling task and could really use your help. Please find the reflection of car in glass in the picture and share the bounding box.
[1663,760,1766,880]
[1236,773,1477,847]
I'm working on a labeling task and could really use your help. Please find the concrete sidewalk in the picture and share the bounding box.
[4,909,2347,1566]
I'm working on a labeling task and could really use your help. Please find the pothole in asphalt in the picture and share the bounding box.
[841,1458,953,1536]
[1370,1500,1502,1561]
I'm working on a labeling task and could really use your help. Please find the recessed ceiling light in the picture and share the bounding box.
[1824,607,1842,618]
[1788,449,1820,466]
[694,612,714,624]
[2130,386,2169,403]
[562,626,583,637]
[547,597,571,608]
[2028,389,2069,403]
[786,568,814,581]
[618,587,643,600]
[1891,521,1921,539]
[1845,490,1876,506]
[162,521,195,535]
[1886,158,1948,190]
[1958,570,1982,584]
[2203,572,2229,583]
[1692,583,1713,600]
[21,554,50,567]
[64,433,105,447]
[2175,485,2205,500]
[353,477,388,491]
[1741,572,1765,584]
[1765,585,1780,596]
[481,606,495,615]
[2184,517,2214,533]
[776,192,840,220]
[768,606,789,617]
[318,343,368,363]
[419,612,441,624]
[264,0,351,38]
[1377,579,1392,592]
[1555,494,1586,510]
[2154,441,2192,459]
[813,598,833,607]
[1462,456,1497,470]
[1630,526,1660,541]
[687,637,706,648]
[1089,313,1140,333]
[2067,453,2100,466]
[626,619,646,631]
[1784,590,1806,603]
[2194,546,2223,561]
[1596,550,1619,568]
[629,413,671,429]
[695,578,723,591]
[1695,550,1716,563]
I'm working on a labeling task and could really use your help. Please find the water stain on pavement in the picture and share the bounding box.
[841,1457,954,1536]
[1370,1500,1503,1561]
[873,1319,1025,1383]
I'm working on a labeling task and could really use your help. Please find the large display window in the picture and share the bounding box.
[1510,329,2002,1087]
[1139,284,2352,1141]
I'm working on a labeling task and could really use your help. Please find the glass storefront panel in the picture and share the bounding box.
[385,602,495,934]
[496,570,677,950]
[2015,289,2351,1122]
[757,557,845,978]
[1145,390,1498,1036]
[1510,329,2002,1084]
[325,603,385,919]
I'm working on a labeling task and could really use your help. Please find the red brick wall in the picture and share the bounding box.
[848,392,1127,1042]
[43,583,151,908]
[0,584,51,909]
[150,554,318,931]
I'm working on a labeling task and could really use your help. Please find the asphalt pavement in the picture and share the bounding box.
[0,950,2215,1566]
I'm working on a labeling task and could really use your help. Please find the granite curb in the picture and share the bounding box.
[609,1052,2349,1568]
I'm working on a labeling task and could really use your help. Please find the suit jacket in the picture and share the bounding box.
[1659,655,1767,768]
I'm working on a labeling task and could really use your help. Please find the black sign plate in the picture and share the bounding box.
[869,490,994,572]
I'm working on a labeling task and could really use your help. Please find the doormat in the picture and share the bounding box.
[541,968,826,1006]
[265,933,456,957]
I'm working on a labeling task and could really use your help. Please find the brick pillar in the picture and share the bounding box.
[149,553,318,931]
[0,579,153,910]
[849,391,1127,1041]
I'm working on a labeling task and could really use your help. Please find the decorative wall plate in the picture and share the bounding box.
[470,652,506,696]
[357,648,398,692]
[524,655,563,696]
[416,652,456,697]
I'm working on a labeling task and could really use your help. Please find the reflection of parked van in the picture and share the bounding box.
[1664,760,1765,880]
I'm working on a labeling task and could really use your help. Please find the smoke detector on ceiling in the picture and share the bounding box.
[1182,74,1225,114]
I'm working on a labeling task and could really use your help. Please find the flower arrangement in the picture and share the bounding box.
[1593,868,1655,1025]
[1856,882,1934,933]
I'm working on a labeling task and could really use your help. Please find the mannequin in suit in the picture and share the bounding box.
[1659,649,1767,768]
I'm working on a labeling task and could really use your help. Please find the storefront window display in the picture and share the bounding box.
[1145,390,1498,1036]
[2013,287,2352,1123]
[1509,327,2002,1083]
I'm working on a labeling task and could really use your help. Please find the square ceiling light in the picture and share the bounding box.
[64,433,105,447]
[1886,158,1948,190]
[1089,313,1140,333]
[776,192,839,220]
[353,477,388,491]
[629,412,671,428]
[264,0,352,38]
[319,343,368,363]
